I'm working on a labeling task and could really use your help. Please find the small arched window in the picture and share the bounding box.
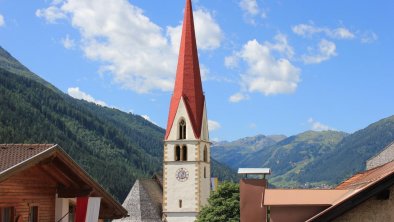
[175,145,181,161]
[182,145,188,161]
[179,119,186,140]
[204,167,206,178]
[203,146,208,162]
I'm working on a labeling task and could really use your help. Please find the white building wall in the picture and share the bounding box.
[165,212,198,222]
[55,197,75,222]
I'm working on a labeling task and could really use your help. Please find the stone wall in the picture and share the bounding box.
[367,142,394,170]
[334,185,394,222]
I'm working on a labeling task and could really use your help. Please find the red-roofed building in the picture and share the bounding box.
[258,145,394,222]
[237,141,394,221]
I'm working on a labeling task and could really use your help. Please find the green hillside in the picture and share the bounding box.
[213,118,394,188]
[212,131,358,187]
[299,115,394,184]
[0,46,237,201]
[212,134,286,170]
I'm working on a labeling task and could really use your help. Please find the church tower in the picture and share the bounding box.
[162,0,211,221]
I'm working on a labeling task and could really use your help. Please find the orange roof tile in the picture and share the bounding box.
[336,160,394,190]
[306,160,394,221]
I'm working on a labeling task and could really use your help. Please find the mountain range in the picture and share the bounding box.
[213,116,394,188]
[0,46,237,201]
[2,44,394,199]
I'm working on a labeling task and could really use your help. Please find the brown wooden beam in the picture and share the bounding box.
[51,157,86,186]
[57,187,93,198]
[39,164,76,188]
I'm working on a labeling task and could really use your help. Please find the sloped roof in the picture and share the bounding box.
[306,160,394,221]
[115,178,163,222]
[165,0,205,139]
[0,144,127,219]
[264,189,351,206]
[0,144,56,173]
[337,160,394,190]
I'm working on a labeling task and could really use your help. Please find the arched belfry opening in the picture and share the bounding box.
[175,145,181,161]
[182,145,188,161]
[203,145,208,162]
[175,145,188,161]
[179,119,186,140]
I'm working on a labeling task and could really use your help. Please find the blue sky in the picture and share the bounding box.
[0,0,393,141]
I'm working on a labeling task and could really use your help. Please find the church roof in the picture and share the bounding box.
[165,0,205,139]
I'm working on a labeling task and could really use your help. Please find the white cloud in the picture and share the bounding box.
[0,14,5,27]
[200,64,210,81]
[361,31,378,44]
[302,39,337,64]
[249,123,257,129]
[267,34,295,59]
[292,23,355,40]
[37,0,222,93]
[61,35,75,49]
[167,9,223,52]
[228,35,300,98]
[239,0,268,24]
[67,87,107,106]
[332,27,355,39]
[51,0,64,5]
[240,0,259,16]
[35,6,66,23]
[211,138,220,142]
[142,114,157,125]
[208,120,221,131]
[224,54,239,69]
[229,92,248,103]
[308,118,335,131]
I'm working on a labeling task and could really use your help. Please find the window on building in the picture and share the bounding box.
[182,146,187,161]
[0,207,14,222]
[204,167,206,178]
[28,206,38,222]
[179,200,182,208]
[175,145,181,161]
[203,146,208,162]
[179,119,186,139]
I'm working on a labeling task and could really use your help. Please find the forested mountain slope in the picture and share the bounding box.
[213,120,394,188]
[0,46,237,201]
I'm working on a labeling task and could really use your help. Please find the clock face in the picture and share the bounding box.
[176,168,189,182]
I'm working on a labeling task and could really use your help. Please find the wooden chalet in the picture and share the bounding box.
[0,144,127,222]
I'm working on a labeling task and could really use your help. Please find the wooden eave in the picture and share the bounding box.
[0,144,127,219]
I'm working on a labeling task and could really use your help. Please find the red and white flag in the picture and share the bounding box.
[76,197,101,222]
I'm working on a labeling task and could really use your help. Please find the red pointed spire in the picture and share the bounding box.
[165,0,205,139]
